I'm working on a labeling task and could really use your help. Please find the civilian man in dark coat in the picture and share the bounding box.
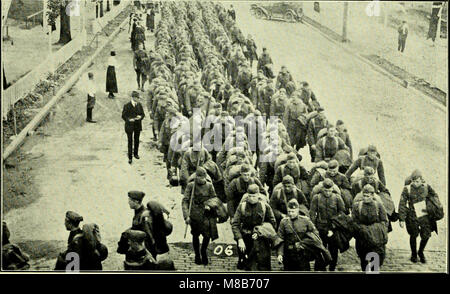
[122,91,145,164]
[397,21,408,53]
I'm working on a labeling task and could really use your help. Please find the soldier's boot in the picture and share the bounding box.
[409,236,418,263]
[201,237,210,266]
[418,238,429,264]
[193,235,202,265]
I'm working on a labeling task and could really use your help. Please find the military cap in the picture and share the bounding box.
[131,90,140,98]
[282,175,295,185]
[328,159,339,169]
[128,191,146,202]
[317,106,325,112]
[336,120,344,126]
[323,178,334,189]
[287,198,299,209]
[236,126,245,133]
[367,145,377,152]
[364,166,375,176]
[362,184,375,193]
[66,211,83,223]
[287,154,297,161]
[248,184,259,194]
[125,229,146,243]
[410,169,423,181]
[240,165,250,174]
[196,166,207,177]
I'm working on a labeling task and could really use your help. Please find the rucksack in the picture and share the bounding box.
[240,198,267,219]
[358,200,380,218]
[321,136,339,159]
[406,184,444,221]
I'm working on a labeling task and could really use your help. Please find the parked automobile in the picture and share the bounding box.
[251,2,304,23]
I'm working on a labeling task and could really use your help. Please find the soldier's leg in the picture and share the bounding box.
[135,69,141,88]
[127,131,133,161]
[314,230,328,271]
[242,234,254,271]
[328,241,339,271]
[141,74,147,91]
[192,233,202,265]
[201,236,210,265]
[134,130,141,157]
[418,219,431,263]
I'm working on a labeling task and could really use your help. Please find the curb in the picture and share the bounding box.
[301,18,447,113]
[2,6,130,162]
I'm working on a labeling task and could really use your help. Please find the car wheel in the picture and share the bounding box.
[255,9,264,19]
[284,11,294,22]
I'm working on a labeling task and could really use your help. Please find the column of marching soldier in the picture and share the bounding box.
[2,1,444,271]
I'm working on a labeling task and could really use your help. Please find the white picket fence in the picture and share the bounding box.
[1,0,129,121]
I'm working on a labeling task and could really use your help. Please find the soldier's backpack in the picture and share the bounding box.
[2,243,30,270]
[406,184,444,221]
[240,195,268,218]
[136,50,151,72]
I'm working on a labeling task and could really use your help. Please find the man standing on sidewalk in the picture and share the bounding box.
[122,91,145,164]
[86,72,97,123]
[397,21,408,53]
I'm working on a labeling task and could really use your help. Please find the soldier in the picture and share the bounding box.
[311,159,352,212]
[306,107,328,161]
[118,191,158,259]
[122,229,157,270]
[399,170,443,264]
[232,184,277,270]
[314,125,349,163]
[180,147,212,193]
[228,4,236,21]
[257,48,273,78]
[78,223,109,270]
[182,167,218,265]
[277,199,319,271]
[352,184,388,271]
[345,144,386,186]
[54,211,84,270]
[336,120,353,161]
[270,88,289,118]
[351,167,389,198]
[134,20,147,50]
[133,43,150,91]
[226,164,267,218]
[273,154,310,197]
[310,179,346,271]
[275,66,293,91]
[245,34,258,67]
[283,94,308,151]
[158,108,184,179]
[299,82,318,112]
[270,175,309,228]
[2,221,30,270]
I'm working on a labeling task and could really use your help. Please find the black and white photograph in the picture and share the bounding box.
[1,0,448,277]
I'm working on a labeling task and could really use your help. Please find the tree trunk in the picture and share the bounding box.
[58,1,72,44]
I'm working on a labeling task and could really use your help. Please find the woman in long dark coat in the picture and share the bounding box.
[106,51,118,98]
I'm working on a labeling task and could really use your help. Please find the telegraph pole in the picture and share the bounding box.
[342,2,349,42]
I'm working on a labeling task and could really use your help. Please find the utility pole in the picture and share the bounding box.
[342,2,349,42]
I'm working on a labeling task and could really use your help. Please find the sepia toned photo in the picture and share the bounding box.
[1,0,448,275]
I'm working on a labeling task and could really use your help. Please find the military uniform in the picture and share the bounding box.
[283,97,308,149]
[314,135,348,163]
[270,184,308,228]
[273,163,310,197]
[231,196,276,271]
[226,176,266,217]
[351,176,389,198]
[122,230,157,270]
[180,148,212,190]
[276,71,293,90]
[277,215,318,271]
[55,211,84,270]
[346,155,386,186]
[306,112,328,161]
[310,180,346,271]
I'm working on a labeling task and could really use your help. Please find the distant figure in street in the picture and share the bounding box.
[133,43,150,91]
[86,72,97,123]
[106,51,118,99]
[122,91,145,164]
[397,20,408,53]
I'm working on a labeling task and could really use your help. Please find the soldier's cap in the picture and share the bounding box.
[125,229,146,243]
[281,65,286,69]
[240,165,251,174]
[262,47,267,51]
[363,184,375,194]
[128,191,146,202]
[364,166,375,176]
[214,103,222,109]
[236,126,245,133]
[283,145,294,154]
[196,166,207,178]
[328,159,339,169]
[247,184,259,194]
[410,169,423,181]
[66,211,83,223]
[317,106,325,112]
[131,90,140,98]
[323,178,334,189]
[287,153,297,161]
[287,198,299,209]
[367,144,377,152]
[336,120,344,126]
[316,161,328,169]
[282,175,295,185]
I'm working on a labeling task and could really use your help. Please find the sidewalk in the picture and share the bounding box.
[346,2,448,94]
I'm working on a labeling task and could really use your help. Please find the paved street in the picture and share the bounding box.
[3,2,447,271]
